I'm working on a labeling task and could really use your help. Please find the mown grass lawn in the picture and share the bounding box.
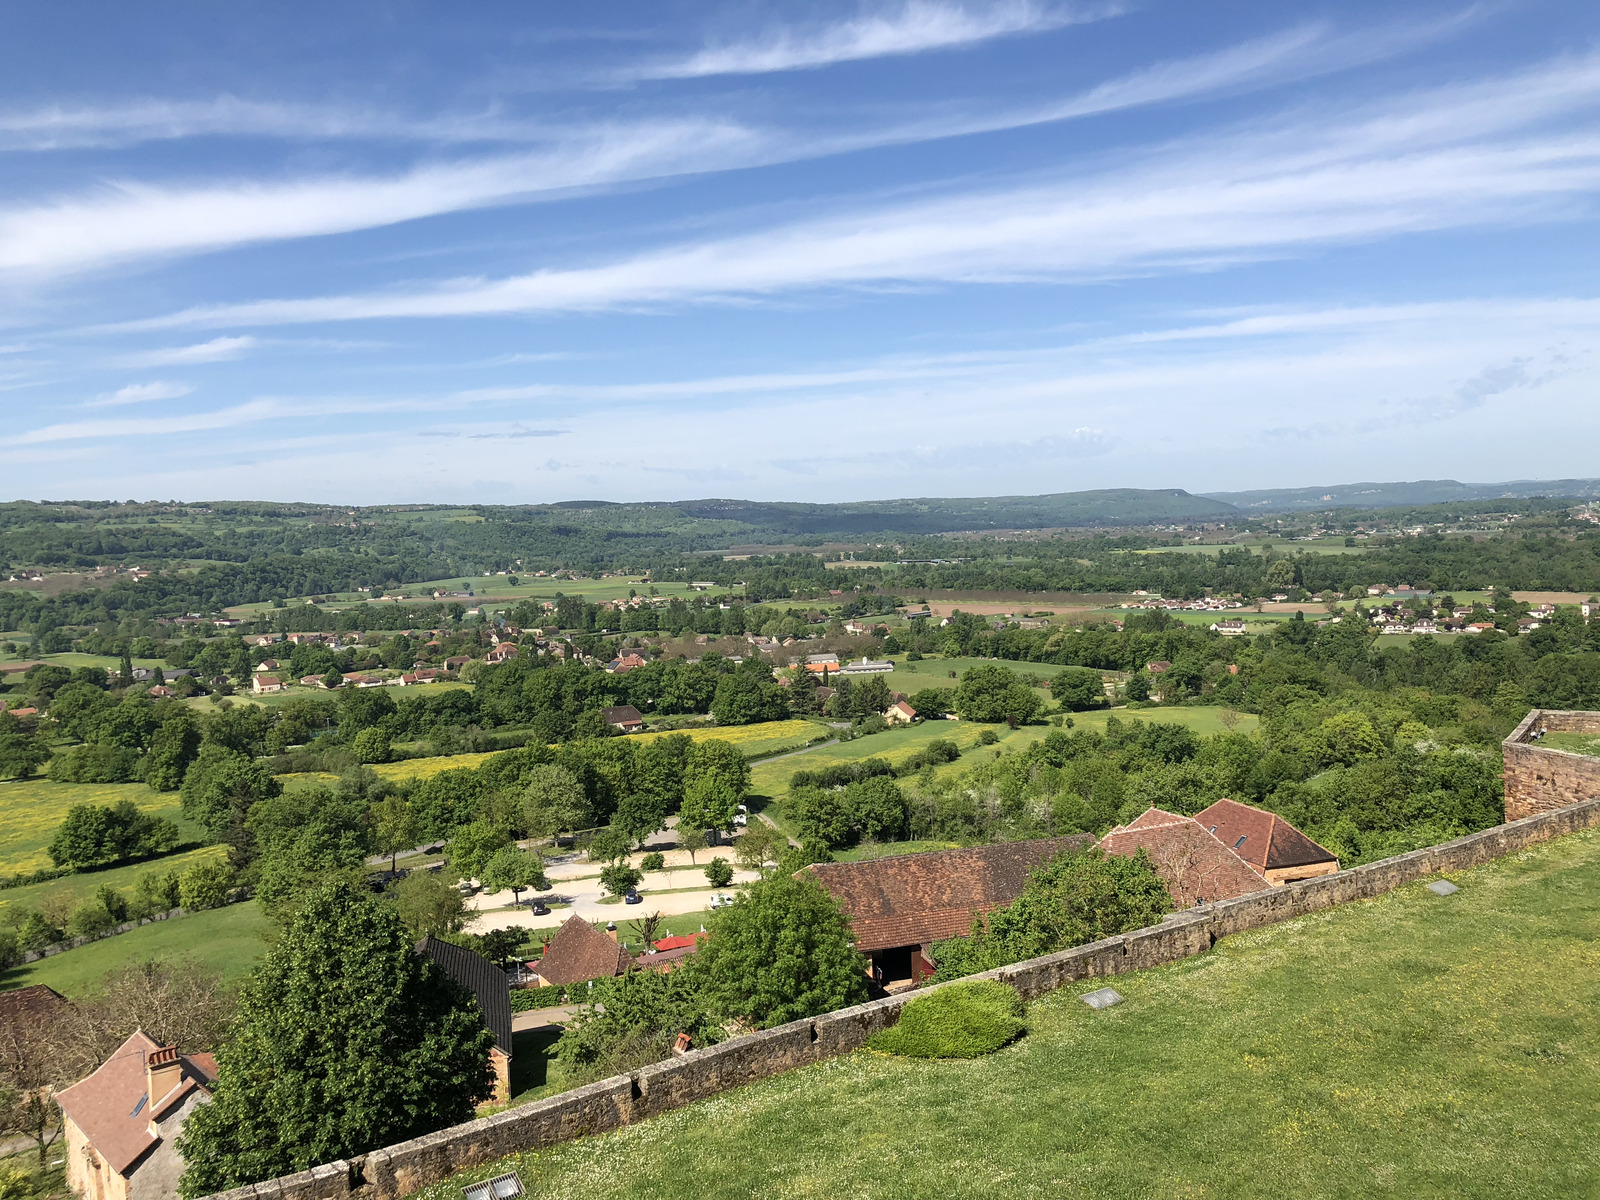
[0,901,273,996]
[0,778,205,876]
[426,827,1600,1200]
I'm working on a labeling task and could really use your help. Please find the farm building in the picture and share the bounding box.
[1099,808,1268,907]
[803,837,1092,990]
[601,704,646,732]
[1192,798,1339,885]
[532,915,631,986]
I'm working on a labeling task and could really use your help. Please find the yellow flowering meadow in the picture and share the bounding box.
[0,780,186,876]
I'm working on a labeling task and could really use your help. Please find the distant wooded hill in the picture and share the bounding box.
[1204,479,1600,511]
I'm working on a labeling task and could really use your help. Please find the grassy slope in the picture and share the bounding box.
[0,845,228,916]
[0,779,206,876]
[427,826,1600,1200]
[0,902,272,996]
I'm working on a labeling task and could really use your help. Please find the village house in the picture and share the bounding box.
[1192,798,1339,885]
[485,643,520,664]
[884,700,917,726]
[251,673,283,694]
[607,650,648,674]
[1210,619,1247,636]
[397,668,443,685]
[415,936,512,1103]
[804,838,1092,990]
[1099,808,1268,907]
[55,1032,218,1200]
[601,704,646,733]
[444,656,472,672]
[531,915,631,986]
[252,658,279,672]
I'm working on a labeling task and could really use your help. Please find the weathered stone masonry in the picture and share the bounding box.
[1503,709,1600,820]
[202,793,1600,1200]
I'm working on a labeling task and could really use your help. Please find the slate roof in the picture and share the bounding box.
[416,935,512,1054]
[1100,808,1268,907]
[1192,798,1339,874]
[804,836,1093,952]
[533,915,631,985]
[54,1031,216,1176]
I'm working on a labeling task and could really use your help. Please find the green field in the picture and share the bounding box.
[0,901,272,997]
[753,707,1259,801]
[0,845,227,916]
[424,824,1600,1200]
[881,656,1065,696]
[0,779,205,876]
[0,650,168,670]
[749,721,993,798]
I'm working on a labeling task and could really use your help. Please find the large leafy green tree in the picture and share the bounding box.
[145,710,202,791]
[47,801,178,870]
[179,742,281,838]
[697,873,867,1028]
[954,663,1043,724]
[177,881,495,1196]
[1050,667,1108,712]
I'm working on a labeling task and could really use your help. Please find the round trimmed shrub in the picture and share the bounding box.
[867,980,1027,1059]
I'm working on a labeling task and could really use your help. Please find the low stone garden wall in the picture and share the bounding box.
[1503,709,1600,820]
[202,795,1600,1200]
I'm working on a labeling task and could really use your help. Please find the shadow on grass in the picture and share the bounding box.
[508,1026,564,1103]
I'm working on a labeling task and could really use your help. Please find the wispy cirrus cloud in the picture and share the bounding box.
[86,380,194,407]
[117,55,1600,330]
[112,336,256,367]
[630,0,1111,80]
[0,22,1452,278]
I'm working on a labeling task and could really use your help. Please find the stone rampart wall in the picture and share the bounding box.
[1503,709,1600,820]
[201,795,1600,1200]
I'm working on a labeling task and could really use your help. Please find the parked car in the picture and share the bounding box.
[624,890,643,905]
[531,900,550,915]
[708,892,735,909]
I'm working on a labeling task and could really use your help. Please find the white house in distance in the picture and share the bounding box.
[1210,619,1247,636]
[838,658,894,676]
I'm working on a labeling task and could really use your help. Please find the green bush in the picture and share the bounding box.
[510,984,568,1011]
[867,980,1027,1059]
[640,852,665,872]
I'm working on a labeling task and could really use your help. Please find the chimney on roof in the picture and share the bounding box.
[605,922,618,942]
[146,1044,182,1105]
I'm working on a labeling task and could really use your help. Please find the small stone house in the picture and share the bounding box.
[1099,808,1269,907]
[804,837,1092,990]
[532,915,630,987]
[55,1032,217,1200]
[1192,798,1339,885]
[601,704,646,733]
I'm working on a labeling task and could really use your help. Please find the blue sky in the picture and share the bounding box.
[1,0,1596,505]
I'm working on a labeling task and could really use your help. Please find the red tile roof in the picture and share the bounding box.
[1100,808,1267,907]
[534,915,630,985]
[804,836,1092,952]
[653,933,706,952]
[54,1031,216,1176]
[1192,798,1338,874]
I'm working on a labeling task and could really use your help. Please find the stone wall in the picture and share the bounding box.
[199,795,1600,1200]
[1503,709,1600,820]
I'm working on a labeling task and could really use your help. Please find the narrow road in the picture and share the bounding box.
[761,737,838,763]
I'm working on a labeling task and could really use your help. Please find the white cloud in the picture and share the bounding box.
[86,380,194,407]
[113,336,257,367]
[20,398,273,443]
[123,56,1600,329]
[633,0,1109,80]
[0,23,1443,278]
